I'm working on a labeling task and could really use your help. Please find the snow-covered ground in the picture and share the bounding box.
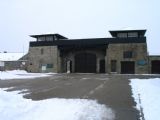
[0,89,115,120]
[0,70,55,80]
[0,70,115,120]
[130,78,160,120]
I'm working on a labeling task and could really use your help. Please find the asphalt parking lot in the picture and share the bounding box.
[0,74,160,120]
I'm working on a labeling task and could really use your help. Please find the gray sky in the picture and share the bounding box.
[0,0,159,55]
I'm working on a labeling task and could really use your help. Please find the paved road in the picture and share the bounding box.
[0,74,160,120]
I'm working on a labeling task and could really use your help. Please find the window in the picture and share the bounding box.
[47,64,53,68]
[117,33,127,38]
[128,32,138,37]
[41,48,44,55]
[38,36,45,41]
[54,35,58,40]
[117,32,138,38]
[111,60,117,72]
[123,51,133,58]
[46,36,53,41]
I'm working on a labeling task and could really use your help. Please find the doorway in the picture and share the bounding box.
[100,59,105,73]
[75,53,96,73]
[151,60,160,74]
[121,61,135,74]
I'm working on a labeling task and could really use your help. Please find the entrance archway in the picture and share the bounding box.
[75,53,96,73]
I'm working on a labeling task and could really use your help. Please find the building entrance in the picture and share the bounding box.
[75,53,96,73]
[151,60,160,74]
[100,59,105,73]
[121,61,135,74]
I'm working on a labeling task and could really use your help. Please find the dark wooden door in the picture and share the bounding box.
[121,61,135,74]
[151,60,160,74]
[100,60,105,73]
[75,53,96,73]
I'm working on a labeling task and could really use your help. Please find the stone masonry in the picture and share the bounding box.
[106,43,148,74]
[27,46,60,73]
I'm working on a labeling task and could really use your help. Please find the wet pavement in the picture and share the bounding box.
[0,73,160,120]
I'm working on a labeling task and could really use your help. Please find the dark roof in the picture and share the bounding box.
[57,37,146,45]
[109,29,146,37]
[30,34,68,39]
[30,37,146,47]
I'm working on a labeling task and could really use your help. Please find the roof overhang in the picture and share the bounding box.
[109,29,146,37]
[30,34,68,39]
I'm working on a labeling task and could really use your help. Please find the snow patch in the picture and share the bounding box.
[0,70,55,80]
[0,89,115,120]
[130,78,160,120]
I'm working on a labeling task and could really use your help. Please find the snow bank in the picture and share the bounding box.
[130,78,160,120]
[0,89,115,120]
[0,70,55,80]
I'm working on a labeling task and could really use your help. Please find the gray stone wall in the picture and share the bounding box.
[27,46,60,73]
[106,43,149,74]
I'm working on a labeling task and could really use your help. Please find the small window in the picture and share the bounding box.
[54,35,58,40]
[41,48,44,55]
[38,36,45,41]
[111,60,117,72]
[46,36,53,41]
[47,64,53,68]
[117,33,127,38]
[128,32,138,37]
[123,51,133,58]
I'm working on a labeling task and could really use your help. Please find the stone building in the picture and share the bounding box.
[27,30,160,74]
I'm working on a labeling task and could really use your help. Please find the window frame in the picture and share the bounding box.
[123,51,133,58]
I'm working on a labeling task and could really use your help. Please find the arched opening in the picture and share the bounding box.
[151,60,160,74]
[75,53,96,73]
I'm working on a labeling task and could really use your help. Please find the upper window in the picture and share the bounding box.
[128,32,138,37]
[46,36,53,41]
[38,36,45,41]
[117,33,127,38]
[117,32,138,38]
[123,51,133,58]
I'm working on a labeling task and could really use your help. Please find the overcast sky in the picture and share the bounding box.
[0,0,159,55]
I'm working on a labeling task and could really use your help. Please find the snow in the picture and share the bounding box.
[130,78,160,120]
[0,89,115,120]
[0,53,25,61]
[0,70,54,80]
